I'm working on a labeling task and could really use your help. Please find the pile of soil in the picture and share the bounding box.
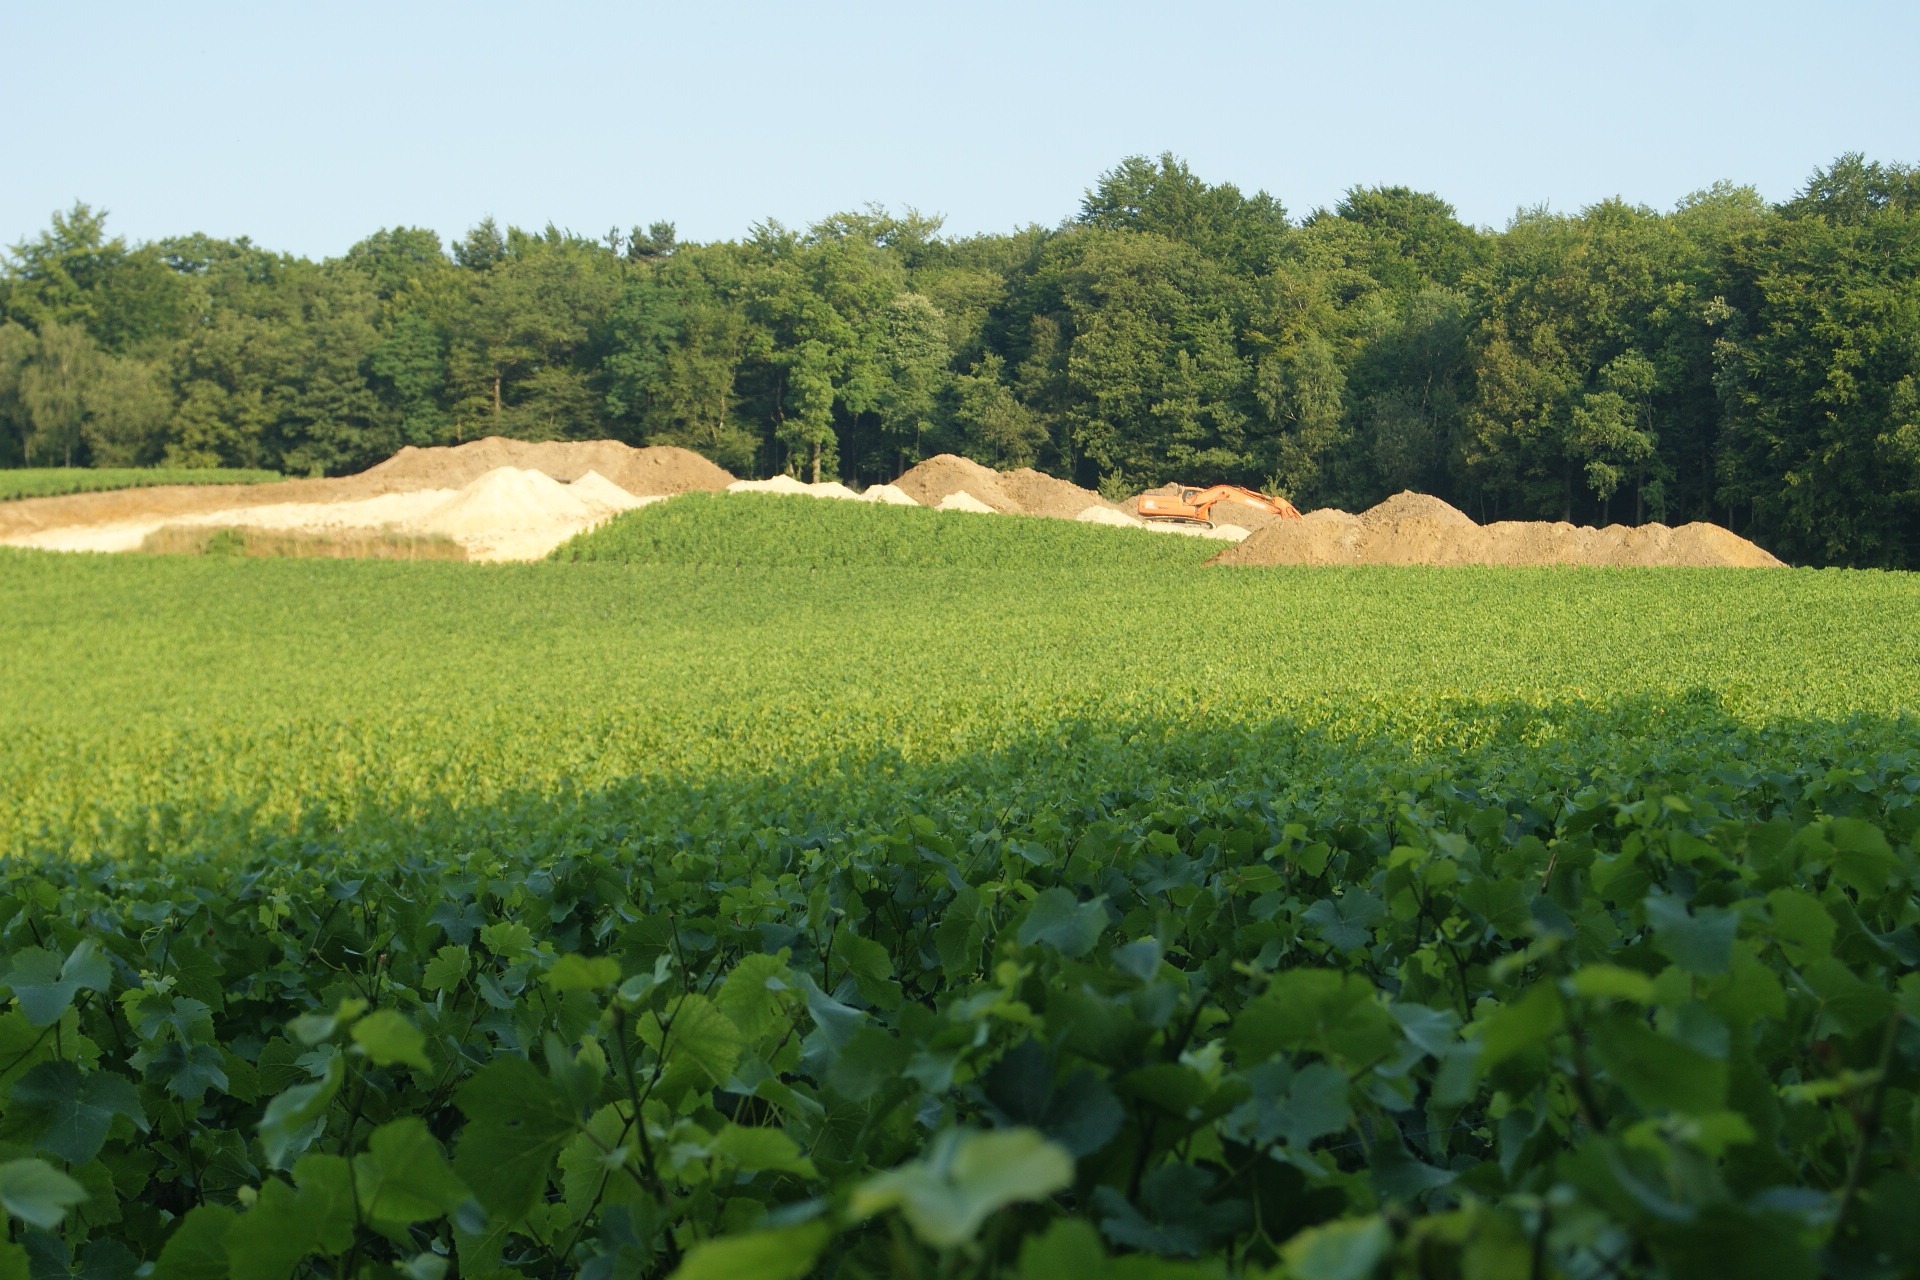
[363,438,732,496]
[1211,491,1785,569]
[860,484,919,506]
[893,455,1023,514]
[998,468,1118,519]
[1359,491,1476,529]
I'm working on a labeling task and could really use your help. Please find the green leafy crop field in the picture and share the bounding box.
[0,497,1916,1279]
[0,467,281,502]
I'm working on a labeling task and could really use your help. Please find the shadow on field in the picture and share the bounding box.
[16,690,1914,889]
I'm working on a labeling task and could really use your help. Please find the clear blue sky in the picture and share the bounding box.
[9,0,1916,258]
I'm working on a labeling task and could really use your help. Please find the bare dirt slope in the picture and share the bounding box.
[1212,491,1785,568]
[998,468,1118,519]
[362,438,732,495]
[893,455,1023,513]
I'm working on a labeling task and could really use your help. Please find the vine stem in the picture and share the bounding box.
[1830,1009,1902,1246]
[611,1004,681,1271]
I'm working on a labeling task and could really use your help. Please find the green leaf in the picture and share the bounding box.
[1281,1215,1393,1280]
[479,921,535,959]
[4,941,111,1028]
[1230,970,1397,1069]
[152,1205,237,1280]
[453,1057,576,1220]
[351,1009,431,1072]
[710,1124,817,1178]
[288,997,366,1046]
[1017,888,1108,958]
[852,1127,1074,1247]
[667,1219,833,1280]
[1016,1219,1108,1280]
[1764,890,1835,965]
[641,995,743,1101]
[1802,956,1895,1036]
[544,953,621,993]
[1592,1019,1727,1115]
[223,1164,356,1280]
[0,1158,87,1230]
[1475,984,1564,1074]
[7,1061,149,1164]
[354,1118,470,1232]
[1645,894,1736,976]
[1566,965,1657,1005]
[257,1054,343,1170]
[1827,817,1896,894]
[421,945,471,993]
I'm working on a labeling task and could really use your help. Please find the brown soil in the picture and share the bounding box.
[1211,495,1785,569]
[997,468,1117,519]
[361,438,732,495]
[1359,491,1476,528]
[892,455,1023,514]
[0,438,731,538]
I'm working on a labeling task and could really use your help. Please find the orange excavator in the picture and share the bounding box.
[1136,484,1303,529]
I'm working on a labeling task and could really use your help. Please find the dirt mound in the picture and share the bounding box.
[363,438,733,496]
[998,468,1117,519]
[860,483,919,506]
[1302,508,1362,526]
[1213,494,1785,569]
[1077,506,1142,528]
[1360,491,1476,528]
[893,455,1021,514]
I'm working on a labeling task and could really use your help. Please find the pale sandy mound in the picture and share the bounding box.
[570,470,650,512]
[1209,525,1252,542]
[999,468,1117,519]
[727,476,863,500]
[0,439,728,545]
[860,483,919,506]
[895,455,1021,514]
[363,438,732,496]
[936,490,997,514]
[1077,506,1142,528]
[408,466,662,560]
[727,475,813,495]
[3,466,648,562]
[1213,492,1784,569]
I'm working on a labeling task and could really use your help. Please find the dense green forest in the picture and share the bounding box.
[1,153,1916,565]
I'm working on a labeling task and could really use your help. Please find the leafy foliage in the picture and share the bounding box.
[1,507,1919,1275]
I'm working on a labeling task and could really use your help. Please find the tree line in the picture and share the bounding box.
[1,153,1916,566]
